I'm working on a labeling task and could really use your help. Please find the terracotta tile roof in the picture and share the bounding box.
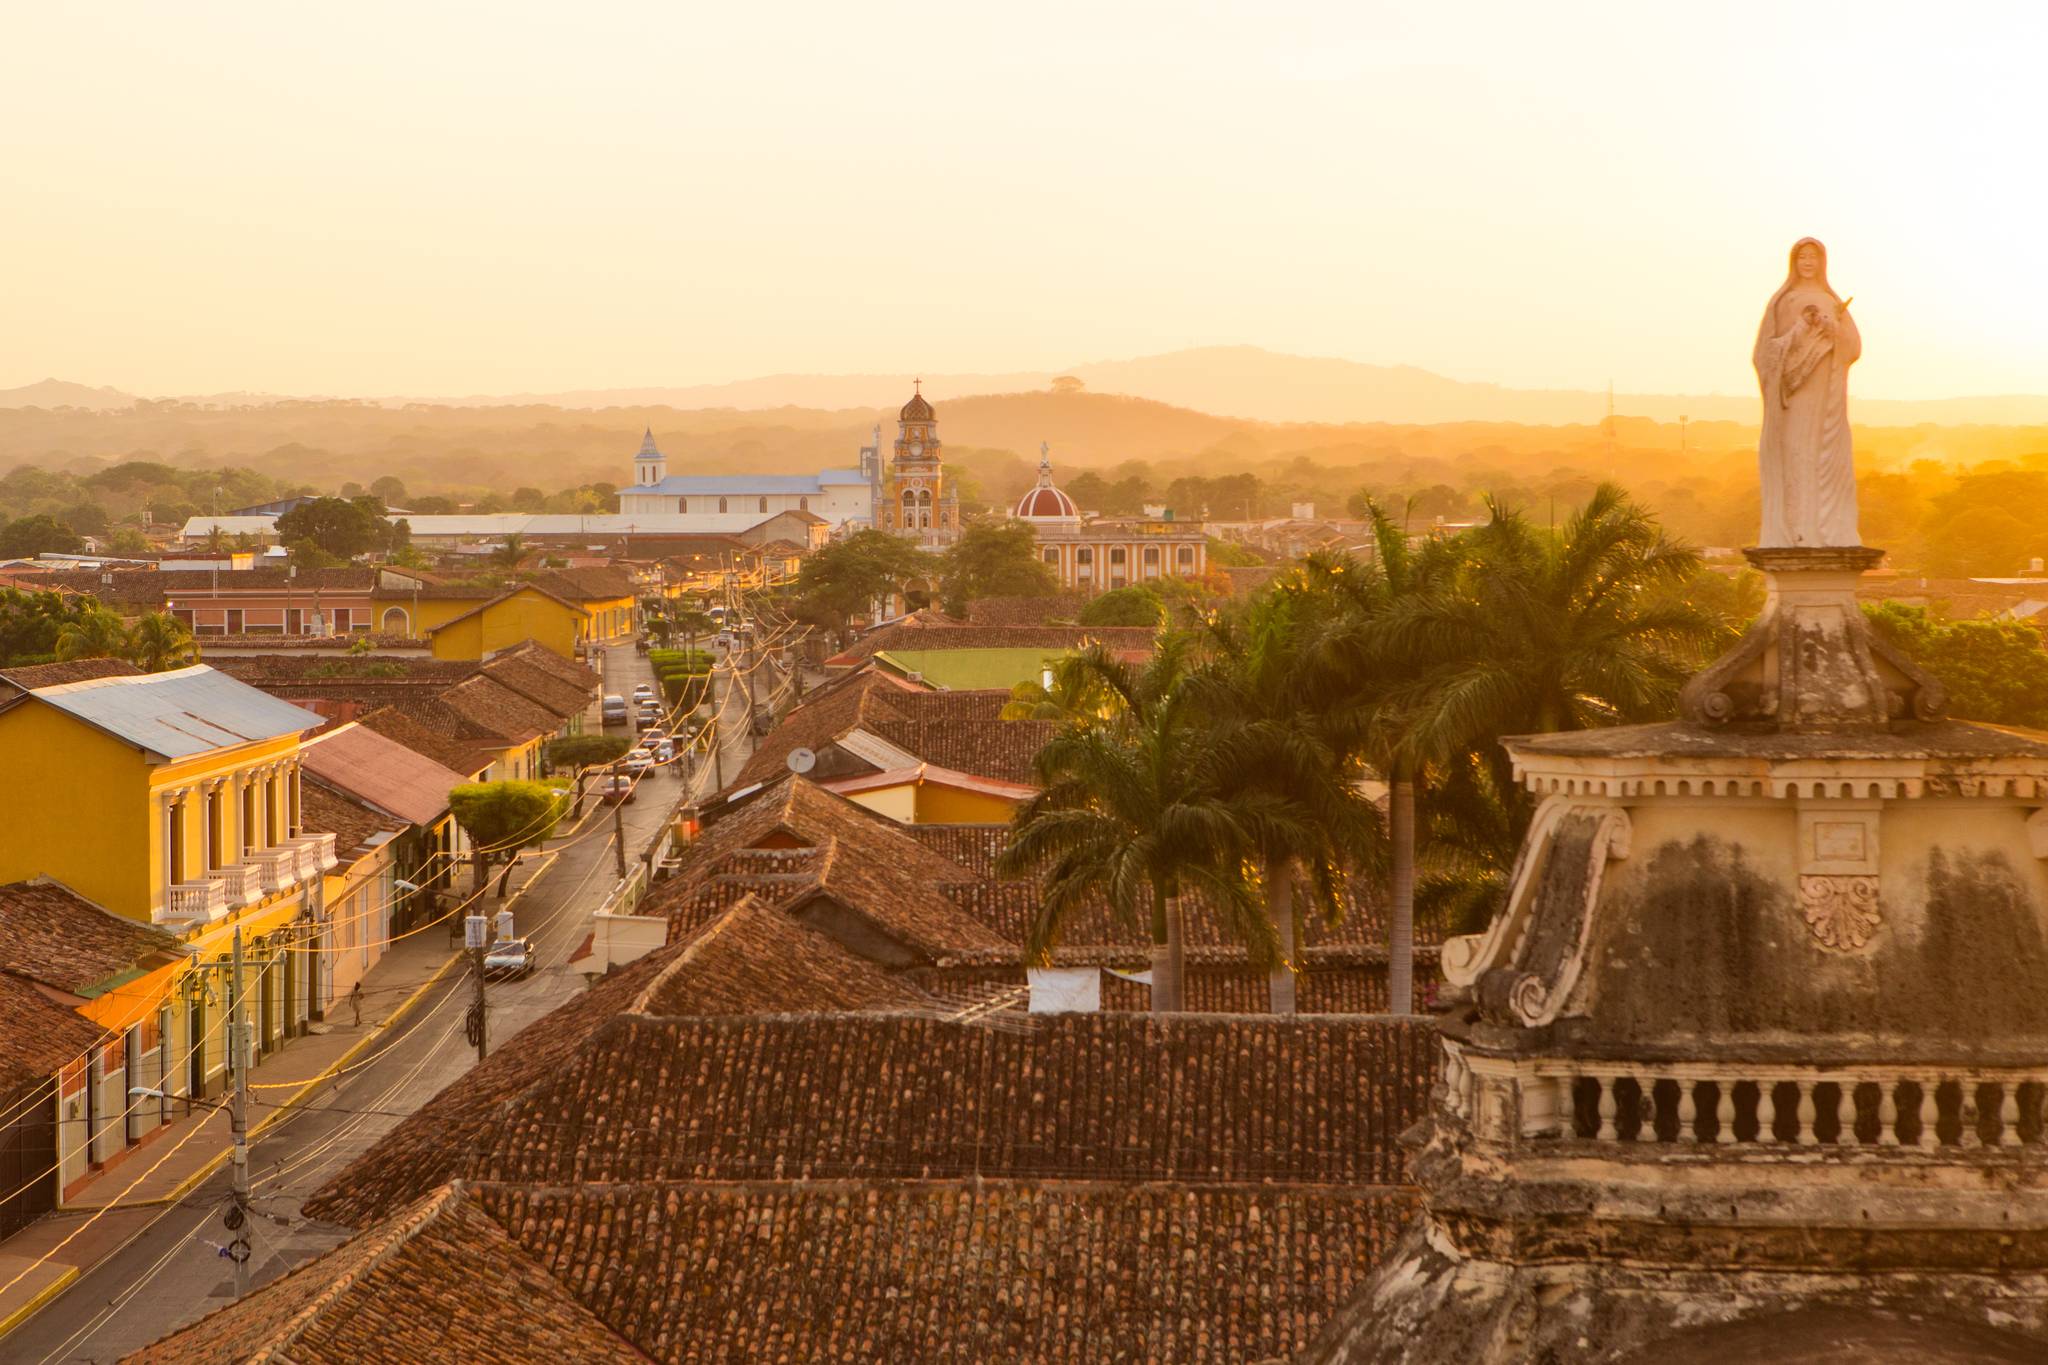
[962,593,1089,626]
[734,671,1054,788]
[646,777,1004,960]
[478,1179,1413,1365]
[409,675,560,746]
[0,972,107,1092]
[476,651,596,720]
[303,780,402,861]
[864,689,1054,783]
[126,1183,646,1365]
[0,658,145,691]
[355,706,492,778]
[532,566,637,601]
[0,879,184,997]
[301,723,465,826]
[310,1010,1436,1227]
[485,639,600,693]
[0,568,169,607]
[901,823,1011,875]
[207,655,475,687]
[305,894,936,1228]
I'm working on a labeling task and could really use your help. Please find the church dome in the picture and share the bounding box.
[900,389,935,422]
[1015,442,1080,522]
[1016,484,1079,520]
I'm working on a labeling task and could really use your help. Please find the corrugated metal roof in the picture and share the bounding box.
[640,470,867,495]
[179,516,281,535]
[30,665,324,760]
[301,722,468,826]
[397,513,787,536]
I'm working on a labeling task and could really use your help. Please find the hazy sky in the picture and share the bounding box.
[5,2,2044,400]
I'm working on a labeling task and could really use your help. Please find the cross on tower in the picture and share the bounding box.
[913,377,922,395]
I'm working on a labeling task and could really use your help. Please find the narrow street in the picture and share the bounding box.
[7,640,719,1363]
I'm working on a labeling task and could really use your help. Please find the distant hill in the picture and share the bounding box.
[401,346,2048,428]
[15,346,2048,428]
[0,378,139,411]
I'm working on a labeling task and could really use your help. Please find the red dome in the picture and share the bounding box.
[1016,485,1079,519]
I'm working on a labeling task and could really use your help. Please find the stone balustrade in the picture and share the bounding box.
[241,847,298,895]
[165,879,228,921]
[1556,1067,2046,1150]
[291,831,339,875]
[205,863,261,906]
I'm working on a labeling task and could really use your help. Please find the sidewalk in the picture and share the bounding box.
[0,848,561,1336]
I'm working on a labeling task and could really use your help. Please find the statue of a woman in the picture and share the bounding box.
[1754,238,1862,547]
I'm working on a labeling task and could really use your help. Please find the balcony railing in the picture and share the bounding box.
[241,848,297,895]
[164,880,228,923]
[205,864,261,906]
[288,831,339,875]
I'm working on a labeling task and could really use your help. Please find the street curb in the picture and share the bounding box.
[0,1265,78,1339]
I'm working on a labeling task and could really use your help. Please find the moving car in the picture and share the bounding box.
[483,937,537,980]
[600,694,629,726]
[622,751,655,776]
[632,682,656,701]
[596,775,635,804]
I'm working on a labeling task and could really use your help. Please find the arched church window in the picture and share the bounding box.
[759,497,768,513]
[718,497,728,513]
[1076,548,1092,565]
[799,497,809,512]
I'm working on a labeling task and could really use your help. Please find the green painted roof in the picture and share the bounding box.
[872,648,1068,691]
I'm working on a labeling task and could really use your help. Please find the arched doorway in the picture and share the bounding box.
[380,606,410,636]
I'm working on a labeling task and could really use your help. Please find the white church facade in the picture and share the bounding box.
[615,430,877,528]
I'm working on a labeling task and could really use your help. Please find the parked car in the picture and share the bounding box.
[632,682,656,701]
[600,694,629,726]
[596,775,635,804]
[483,937,538,980]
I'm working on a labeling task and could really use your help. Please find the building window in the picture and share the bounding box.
[679,497,688,513]
[718,497,728,514]
[1110,547,1126,565]
[759,497,768,513]
[1042,548,1058,565]
[1177,545,1195,565]
[1075,548,1092,565]
[1143,546,1160,564]
[799,497,809,512]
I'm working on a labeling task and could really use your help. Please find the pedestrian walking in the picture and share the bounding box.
[349,980,363,1027]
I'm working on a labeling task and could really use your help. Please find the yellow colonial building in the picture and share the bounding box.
[373,567,637,662]
[0,664,339,1136]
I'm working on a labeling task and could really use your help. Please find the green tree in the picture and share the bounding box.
[1077,585,1164,627]
[546,734,632,770]
[370,475,408,505]
[0,589,93,665]
[938,520,1057,613]
[792,530,938,642]
[0,514,84,558]
[126,611,198,672]
[275,497,386,560]
[1864,603,2048,727]
[1192,585,1385,1011]
[448,781,568,897]
[106,528,153,556]
[55,605,130,661]
[491,533,527,569]
[996,642,1274,1011]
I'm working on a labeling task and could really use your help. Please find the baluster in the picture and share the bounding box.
[1677,1080,1698,1144]
[1796,1080,1818,1146]
[1918,1081,1938,1150]
[1634,1075,1654,1141]
[1759,1080,1779,1144]
[1714,1083,1735,1145]
[1596,1076,1617,1141]
[2001,1084,2022,1148]
[1837,1080,1859,1148]
[1960,1082,1983,1150]
[1879,1082,1899,1147]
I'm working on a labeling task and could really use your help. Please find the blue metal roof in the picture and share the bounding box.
[28,665,325,761]
[639,469,869,495]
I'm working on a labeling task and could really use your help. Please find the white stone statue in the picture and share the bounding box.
[1754,238,1862,547]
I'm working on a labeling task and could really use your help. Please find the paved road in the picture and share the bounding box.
[12,642,703,1363]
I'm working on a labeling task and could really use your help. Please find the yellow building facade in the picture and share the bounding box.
[0,667,342,1196]
[420,585,588,662]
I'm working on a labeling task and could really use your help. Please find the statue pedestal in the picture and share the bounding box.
[1680,545,1943,729]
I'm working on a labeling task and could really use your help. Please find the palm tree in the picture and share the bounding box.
[55,606,130,662]
[997,642,1273,1012]
[999,651,1117,723]
[1191,585,1384,1012]
[1307,507,1464,1015]
[492,533,526,569]
[127,611,199,672]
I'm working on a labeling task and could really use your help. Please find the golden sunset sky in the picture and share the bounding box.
[5,2,2043,401]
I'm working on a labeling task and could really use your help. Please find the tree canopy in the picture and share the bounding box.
[276,496,389,560]
[1864,603,2048,728]
[792,530,938,639]
[938,520,1057,613]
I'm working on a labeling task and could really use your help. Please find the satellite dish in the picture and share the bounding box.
[786,747,817,775]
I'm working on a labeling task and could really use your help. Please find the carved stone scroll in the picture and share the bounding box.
[1798,873,1881,951]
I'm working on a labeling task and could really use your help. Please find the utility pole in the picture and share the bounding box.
[465,913,488,1062]
[226,928,252,1299]
[612,769,629,879]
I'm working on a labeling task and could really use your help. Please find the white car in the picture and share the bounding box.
[622,752,654,776]
[632,682,656,700]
